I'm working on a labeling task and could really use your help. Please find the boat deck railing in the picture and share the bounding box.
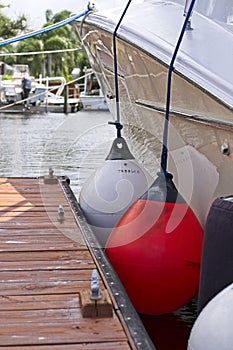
[0,71,93,113]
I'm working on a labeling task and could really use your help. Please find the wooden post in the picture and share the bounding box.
[80,289,113,318]
[64,85,68,114]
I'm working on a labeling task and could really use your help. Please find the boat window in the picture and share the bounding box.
[194,0,233,27]
[145,0,233,31]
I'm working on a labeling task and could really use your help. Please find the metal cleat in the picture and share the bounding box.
[80,269,113,317]
[43,167,58,184]
[57,204,65,222]
[90,269,101,300]
[49,167,54,177]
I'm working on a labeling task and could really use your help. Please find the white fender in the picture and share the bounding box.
[79,137,152,247]
[188,283,233,350]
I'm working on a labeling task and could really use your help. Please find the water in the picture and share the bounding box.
[0,110,114,196]
[0,109,196,349]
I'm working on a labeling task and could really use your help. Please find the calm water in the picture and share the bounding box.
[0,109,196,349]
[0,110,114,196]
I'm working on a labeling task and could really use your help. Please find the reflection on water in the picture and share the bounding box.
[0,110,196,349]
[140,298,197,350]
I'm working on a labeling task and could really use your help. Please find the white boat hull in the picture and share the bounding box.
[79,94,108,110]
[74,0,233,226]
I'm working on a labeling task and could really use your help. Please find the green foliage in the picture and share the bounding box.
[52,10,71,24]
[44,36,68,51]
[0,5,29,66]
[45,10,53,23]
[37,9,87,79]
[0,46,17,66]
[77,51,90,76]
[1,74,12,80]
[0,13,28,39]
[0,4,90,80]
[16,38,44,77]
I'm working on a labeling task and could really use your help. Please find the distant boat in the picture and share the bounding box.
[34,76,80,113]
[78,67,108,111]
[0,68,80,113]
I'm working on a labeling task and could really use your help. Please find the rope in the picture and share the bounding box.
[0,3,94,110]
[111,0,132,138]
[0,48,81,56]
[0,6,92,48]
[0,84,59,111]
[160,0,196,176]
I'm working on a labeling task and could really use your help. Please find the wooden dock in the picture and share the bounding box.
[0,176,155,349]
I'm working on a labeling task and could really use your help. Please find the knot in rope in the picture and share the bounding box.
[108,120,123,138]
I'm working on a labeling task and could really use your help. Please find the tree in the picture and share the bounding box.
[0,4,90,80]
[38,9,85,79]
[44,36,68,76]
[16,38,44,78]
[45,9,53,23]
[0,4,29,66]
[76,51,90,78]
[0,12,28,39]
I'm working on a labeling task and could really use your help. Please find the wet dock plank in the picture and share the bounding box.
[0,177,136,349]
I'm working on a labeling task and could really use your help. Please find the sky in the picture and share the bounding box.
[2,0,127,29]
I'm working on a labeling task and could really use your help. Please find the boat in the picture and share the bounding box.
[74,0,233,228]
[0,69,80,113]
[78,67,108,110]
[33,75,80,113]
[0,64,45,106]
